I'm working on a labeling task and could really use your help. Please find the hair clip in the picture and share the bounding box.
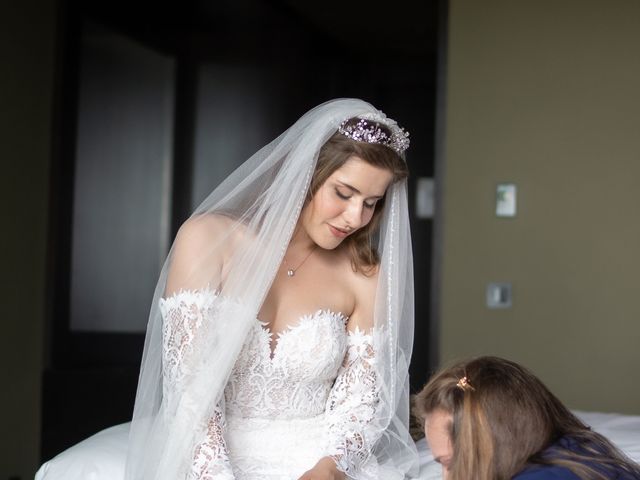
[456,376,475,391]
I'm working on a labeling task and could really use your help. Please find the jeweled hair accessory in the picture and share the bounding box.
[338,113,410,155]
[456,376,475,391]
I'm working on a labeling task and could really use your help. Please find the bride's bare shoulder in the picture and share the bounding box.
[350,263,380,302]
[336,250,380,331]
[177,213,238,239]
[331,248,380,290]
[165,214,244,294]
[174,213,250,250]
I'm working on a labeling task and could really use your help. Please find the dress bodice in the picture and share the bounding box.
[159,289,383,479]
[224,310,348,419]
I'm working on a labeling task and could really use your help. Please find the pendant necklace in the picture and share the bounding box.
[285,245,317,277]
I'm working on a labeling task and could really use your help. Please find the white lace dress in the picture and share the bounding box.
[160,290,382,480]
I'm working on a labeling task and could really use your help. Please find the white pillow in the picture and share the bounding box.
[35,423,129,480]
[416,437,442,479]
[574,410,640,463]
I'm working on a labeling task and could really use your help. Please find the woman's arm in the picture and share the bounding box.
[302,271,381,479]
[189,404,235,480]
[323,328,381,477]
[161,215,237,479]
[160,288,237,480]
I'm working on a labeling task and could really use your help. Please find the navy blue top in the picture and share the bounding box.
[514,464,580,480]
[513,436,639,480]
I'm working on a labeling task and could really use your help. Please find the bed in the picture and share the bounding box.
[36,411,640,479]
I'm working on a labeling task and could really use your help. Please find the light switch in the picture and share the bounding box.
[496,183,517,217]
[486,282,512,309]
[415,177,434,219]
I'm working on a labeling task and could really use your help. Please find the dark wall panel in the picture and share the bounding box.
[70,23,174,332]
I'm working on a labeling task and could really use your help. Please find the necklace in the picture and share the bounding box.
[284,245,317,277]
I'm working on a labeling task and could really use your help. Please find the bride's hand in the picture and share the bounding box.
[297,457,345,480]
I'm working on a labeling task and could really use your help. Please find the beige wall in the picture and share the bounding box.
[439,0,640,414]
[0,0,55,476]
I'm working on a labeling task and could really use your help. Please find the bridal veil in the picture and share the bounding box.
[125,98,417,479]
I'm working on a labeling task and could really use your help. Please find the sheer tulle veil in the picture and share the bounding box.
[125,98,418,479]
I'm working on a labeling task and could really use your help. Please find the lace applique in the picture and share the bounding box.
[324,327,382,476]
[189,404,235,480]
[160,290,236,479]
[224,310,348,420]
[160,289,222,395]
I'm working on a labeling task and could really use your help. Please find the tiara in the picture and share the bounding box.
[337,114,410,155]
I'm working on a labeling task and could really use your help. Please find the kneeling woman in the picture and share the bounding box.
[414,356,640,479]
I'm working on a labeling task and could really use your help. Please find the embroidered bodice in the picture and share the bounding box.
[160,290,382,480]
[225,310,348,419]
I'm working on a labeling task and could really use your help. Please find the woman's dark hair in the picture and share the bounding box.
[414,356,640,480]
[311,119,408,274]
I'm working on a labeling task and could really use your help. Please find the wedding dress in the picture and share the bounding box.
[161,289,384,479]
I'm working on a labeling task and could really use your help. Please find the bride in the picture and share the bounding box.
[125,99,417,479]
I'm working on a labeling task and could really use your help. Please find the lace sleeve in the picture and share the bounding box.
[160,290,236,479]
[160,289,221,394]
[189,404,235,480]
[324,327,382,477]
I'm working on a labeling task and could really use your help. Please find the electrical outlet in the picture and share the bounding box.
[496,183,517,217]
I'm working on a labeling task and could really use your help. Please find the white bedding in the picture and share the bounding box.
[36,411,640,479]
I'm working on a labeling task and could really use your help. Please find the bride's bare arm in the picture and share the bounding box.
[162,214,238,479]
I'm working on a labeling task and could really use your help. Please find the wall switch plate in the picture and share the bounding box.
[486,282,512,308]
[496,183,517,217]
[415,177,435,219]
